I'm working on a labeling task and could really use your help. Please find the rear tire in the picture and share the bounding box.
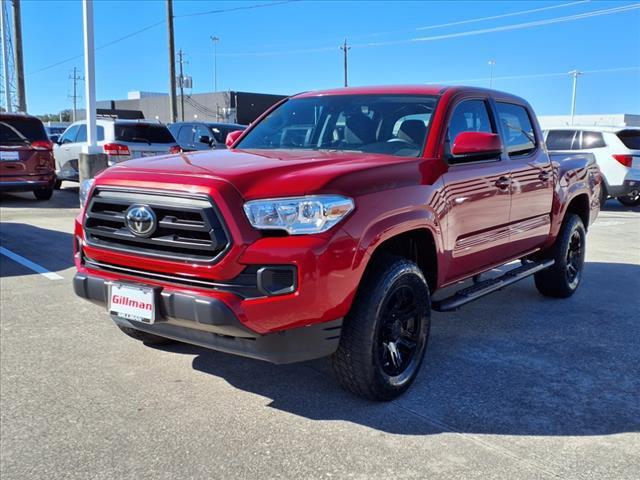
[331,254,431,401]
[54,179,62,190]
[617,194,640,207]
[117,325,175,346]
[33,187,53,201]
[534,214,586,298]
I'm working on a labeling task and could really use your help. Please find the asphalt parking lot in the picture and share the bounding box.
[1,188,639,480]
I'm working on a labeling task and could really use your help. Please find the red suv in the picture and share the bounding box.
[0,114,56,200]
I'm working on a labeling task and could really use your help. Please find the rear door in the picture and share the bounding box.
[54,124,81,177]
[494,101,553,255]
[0,116,52,179]
[440,98,512,283]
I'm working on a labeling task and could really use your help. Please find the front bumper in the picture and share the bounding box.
[73,272,342,364]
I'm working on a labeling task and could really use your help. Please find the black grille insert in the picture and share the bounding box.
[84,188,230,262]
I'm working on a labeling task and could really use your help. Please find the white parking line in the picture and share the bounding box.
[0,247,64,281]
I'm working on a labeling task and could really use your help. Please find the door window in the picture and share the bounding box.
[177,125,193,144]
[75,125,105,143]
[59,125,80,144]
[545,130,577,150]
[194,125,211,146]
[447,100,494,143]
[496,103,536,156]
[580,131,606,149]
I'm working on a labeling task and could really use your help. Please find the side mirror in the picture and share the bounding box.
[225,130,244,149]
[198,135,211,145]
[451,132,502,160]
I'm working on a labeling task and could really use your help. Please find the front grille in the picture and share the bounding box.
[84,188,230,262]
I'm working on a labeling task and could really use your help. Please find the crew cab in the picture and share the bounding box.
[73,86,601,400]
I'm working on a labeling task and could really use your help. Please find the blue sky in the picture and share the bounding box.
[20,0,640,116]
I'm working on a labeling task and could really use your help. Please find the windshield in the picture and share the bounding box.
[236,94,437,157]
[115,123,175,144]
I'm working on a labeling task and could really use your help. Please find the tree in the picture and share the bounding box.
[37,110,72,123]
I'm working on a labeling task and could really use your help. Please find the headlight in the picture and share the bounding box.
[79,178,95,208]
[244,195,354,235]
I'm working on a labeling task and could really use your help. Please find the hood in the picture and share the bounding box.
[101,148,425,199]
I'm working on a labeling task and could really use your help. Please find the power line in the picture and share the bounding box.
[343,0,592,42]
[217,2,640,57]
[26,1,297,77]
[174,0,298,18]
[426,66,640,84]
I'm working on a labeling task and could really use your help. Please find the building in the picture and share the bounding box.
[537,114,640,128]
[96,91,287,125]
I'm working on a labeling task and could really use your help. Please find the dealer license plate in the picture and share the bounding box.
[108,283,156,324]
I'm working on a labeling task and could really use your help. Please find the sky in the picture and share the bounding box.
[15,0,640,116]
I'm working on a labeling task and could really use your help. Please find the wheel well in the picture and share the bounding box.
[566,193,590,229]
[368,229,438,291]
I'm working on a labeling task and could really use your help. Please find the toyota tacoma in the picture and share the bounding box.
[73,86,601,400]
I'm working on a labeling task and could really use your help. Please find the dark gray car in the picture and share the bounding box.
[168,122,246,152]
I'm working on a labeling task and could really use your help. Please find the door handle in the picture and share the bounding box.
[538,172,550,181]
[495,177,511,190]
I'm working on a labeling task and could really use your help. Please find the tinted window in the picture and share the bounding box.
[617,130,640,149]
[115,123,175,144]
[237,95,437,158]
[176,125,193,144]
[194,125,211,145]
[0,117,48,145]
[545,130,577,150]
[75,125,105,142]
[496,103,536,156]
[581,131,605,149]
[447,99,493,143]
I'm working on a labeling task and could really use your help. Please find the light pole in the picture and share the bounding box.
[210,35,219,93]
[488,60,496,88]
[340,38,350,87]
[569,69,582,126]
[79,0,107,186]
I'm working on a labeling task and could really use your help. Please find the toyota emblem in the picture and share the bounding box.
[124,204,157,237]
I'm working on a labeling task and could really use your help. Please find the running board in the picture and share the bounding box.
[432,259,555,312]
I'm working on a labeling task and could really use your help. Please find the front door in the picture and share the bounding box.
[441,98,512,283]
[494,101,553,256]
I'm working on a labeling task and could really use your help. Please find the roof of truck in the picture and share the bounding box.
[293,85,526,102]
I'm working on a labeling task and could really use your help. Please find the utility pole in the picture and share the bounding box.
[340,38,350,87]
[178,49,185,121]
[167,0,177,122]
[569,69,582,126]
[210,35,219,93]
[1,0,12,112]
[69,67,83,122]
[11,0,24,112]
[488,59,496,88]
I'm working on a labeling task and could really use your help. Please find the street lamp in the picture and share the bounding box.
[568,69,582,126]
[488,60,496,88]
[210,35,220,93]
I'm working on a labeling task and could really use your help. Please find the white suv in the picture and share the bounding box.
[544,126,640,206]
[54,119,180,188]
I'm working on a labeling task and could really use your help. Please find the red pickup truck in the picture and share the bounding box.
[73,86,600,400]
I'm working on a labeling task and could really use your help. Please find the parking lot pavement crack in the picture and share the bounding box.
[392,403,563,479]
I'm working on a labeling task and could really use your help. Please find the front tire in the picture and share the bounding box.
[117,325,175,346]
[534,214,586,298]
[331,255,431,401]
